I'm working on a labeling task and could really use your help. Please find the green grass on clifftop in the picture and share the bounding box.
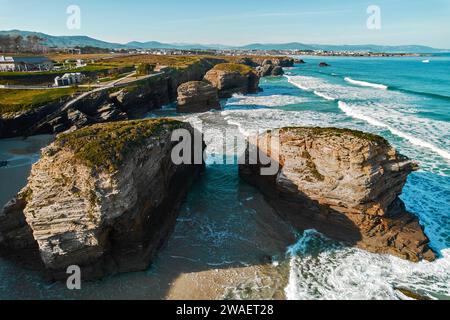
[56,118,186,173]
[282,127,389,146]
[0,87,81,115]
[213,63,254,75]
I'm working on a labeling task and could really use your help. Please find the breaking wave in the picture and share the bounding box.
[285,230,450,300]
[344,77,388,90]
[338,101,450,161]
[226,94,309,107]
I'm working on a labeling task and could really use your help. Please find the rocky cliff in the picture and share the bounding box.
[177,81,220,113]
[0,118,205,279]
[235,57,295,68]
[0,57,225,138]
[239,127,435,262]
[203,63,260,98]
[256,60,285,77]
[0,97,71,138]
[110,58,225,118]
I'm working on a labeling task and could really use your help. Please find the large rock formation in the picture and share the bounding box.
[0,118,205,279]
[0,57,225,138]
[245,57,295,68]
[177,81,220,113]
[256,61,285,77]
[0,98,71,138]
[0,189,42,269]
[203,63,260,98]
[239,127,435,262]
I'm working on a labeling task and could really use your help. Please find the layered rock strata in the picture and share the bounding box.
[177,81,220,113]
[239,127,435,262]
[203,63,260,98]
[0,118,205,279]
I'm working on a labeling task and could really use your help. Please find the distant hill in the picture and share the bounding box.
[0,30,127,49]
[1,30,448,53]
[125,41,215,50]
[240,42,448,53]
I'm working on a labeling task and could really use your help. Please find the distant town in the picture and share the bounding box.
[0,47,423,75]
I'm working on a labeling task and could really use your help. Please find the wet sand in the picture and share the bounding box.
[0,135,54,208]
[166,264,289,300]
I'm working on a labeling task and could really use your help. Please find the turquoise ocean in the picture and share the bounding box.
[0,55,449,299]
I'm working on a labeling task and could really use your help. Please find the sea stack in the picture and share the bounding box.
[239,127,435,262]
[0,118,205,279]
[203,63,260,98]
[177,81,220,113]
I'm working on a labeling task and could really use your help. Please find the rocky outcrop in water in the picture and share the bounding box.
[203,63,260,98]
[177,81,220,113]
[239,127,435,262]
[0,118,205,279]
[256,61,285,77]
[319,62,330,67]
[248,57,295,68]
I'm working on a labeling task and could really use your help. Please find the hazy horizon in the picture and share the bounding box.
[2,28,450,50]
[1,0,449,48]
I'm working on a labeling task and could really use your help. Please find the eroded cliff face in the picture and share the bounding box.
[235,57,295,68]
[203,63,260,98]
[0,118,205,279]
[239,127,435,262]
[0,98,71,138]
[177,81,220,113]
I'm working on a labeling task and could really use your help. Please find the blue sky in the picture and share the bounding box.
[1,0,449,48]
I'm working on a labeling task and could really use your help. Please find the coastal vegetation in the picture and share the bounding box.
[282,127,390,146]
[213,63,253,75]
[136,63,155,75]
[104,54,206,70]
[0,87,82,114]
[55,118,184,172]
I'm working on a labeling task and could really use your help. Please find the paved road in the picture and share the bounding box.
[24,71,165,136]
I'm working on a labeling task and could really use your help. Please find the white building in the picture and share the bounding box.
[0,56,15,71]
[0,56,54,72]
[54,73,84,87]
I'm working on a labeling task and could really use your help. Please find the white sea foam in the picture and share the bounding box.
[338,101,450,161]
[221,108,347,137]
[285,74,450,163]
[226,94,308,107]
[286,75,403,101]
[344,77,388,90]
[313,91,335,101]
[285,230,450,300]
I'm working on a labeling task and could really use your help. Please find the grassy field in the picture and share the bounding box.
[103,54,207,70]
[0,87,83,114]
[0,64,119,76]
[46,53,123,63]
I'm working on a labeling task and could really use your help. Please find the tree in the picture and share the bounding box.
[14,35,23,52]
[0,35,9,52]
[136,63,155,75]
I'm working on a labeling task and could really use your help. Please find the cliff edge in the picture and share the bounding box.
[0,118,204,279]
